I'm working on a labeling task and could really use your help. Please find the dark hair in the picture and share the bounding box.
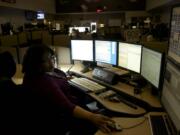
[0,51,16,78]
[22,44,54,76]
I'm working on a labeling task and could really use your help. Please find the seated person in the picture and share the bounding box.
[22,44,115,135]
[0,51,18,133]
[84,27,91,36]
[0,51,16,88]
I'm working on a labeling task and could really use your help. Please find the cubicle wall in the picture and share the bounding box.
[0,35,18,46]
[0,32,30,64]
[50,46,71,66]
[140,41,168,54]
[42,31,53,46]
[18,32,28,46]
[0,34,19,63]
[53,34,70,47]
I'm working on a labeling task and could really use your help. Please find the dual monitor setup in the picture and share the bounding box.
[70,39,164,91]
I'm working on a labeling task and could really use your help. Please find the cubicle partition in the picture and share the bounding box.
[0,30,72,64]
[53,34,70,47]
[0,34,19,63]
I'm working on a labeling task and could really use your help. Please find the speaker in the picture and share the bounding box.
[92,68,117,85]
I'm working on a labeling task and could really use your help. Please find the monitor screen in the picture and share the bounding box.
[95,40,117,65]
[118,42,142,73]
[161,60,180,132]
[71,40,93,61]
[37,12,45,19]
[141,47,163,89]
[69,27,90,34]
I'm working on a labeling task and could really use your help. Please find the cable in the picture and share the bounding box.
[121,116,148,130]
[66,64,74,74]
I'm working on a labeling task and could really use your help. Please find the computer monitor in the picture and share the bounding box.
[118,42,142,73]
[141,47,163,89]
[161,58,180,133]
[69,27,90,34]
[95,40,117,65]
[71,39,93,62]
[37,12,45,20]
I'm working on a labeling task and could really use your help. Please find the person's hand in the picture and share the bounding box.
[89,113,115,133]
[66,75,73,80]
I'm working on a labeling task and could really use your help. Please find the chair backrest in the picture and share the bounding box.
[0,47,18,63]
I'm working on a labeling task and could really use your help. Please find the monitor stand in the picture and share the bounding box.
[120,72,147,88]
[80,66,90,73]
[80,61,96,73]
[151,85,160,96]
[130,73,147,88]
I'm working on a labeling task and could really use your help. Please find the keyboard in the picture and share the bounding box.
[149,115,170,135]
[70,77,106,92]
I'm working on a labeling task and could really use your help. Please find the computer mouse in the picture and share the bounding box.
[108,96,121,102]
[107,122,122,131]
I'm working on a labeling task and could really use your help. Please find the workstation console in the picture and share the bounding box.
[68,39,165,117]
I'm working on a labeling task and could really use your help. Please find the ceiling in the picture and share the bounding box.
[56,0,146,13]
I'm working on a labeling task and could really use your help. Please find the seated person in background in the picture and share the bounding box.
[70,28,81,39]
[22,44,114,135]
[81,27,92,39]
[0,51,18,133]
[84,27,90,35]
[0,51,16,90]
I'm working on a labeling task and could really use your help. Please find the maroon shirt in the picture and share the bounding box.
[23,71,76,115]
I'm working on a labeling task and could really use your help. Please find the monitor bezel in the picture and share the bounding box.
[140,46,165,90]
[94,39,118,66]
[117,41,142,74]
[70,39,94,62]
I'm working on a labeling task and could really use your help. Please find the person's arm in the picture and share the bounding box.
[44,76,114,133]
[73,106,114,133]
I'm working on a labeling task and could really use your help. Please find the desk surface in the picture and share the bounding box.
[89,92,146,115]
[95,112,166,135]
[69,64,161,108]
[95,117,150,135]
[12,64,23,84]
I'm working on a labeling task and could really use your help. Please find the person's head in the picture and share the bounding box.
[85,28,89,33]
[22,44,56,76]
[0,51,16,79]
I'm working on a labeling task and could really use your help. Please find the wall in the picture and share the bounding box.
[146,0,173,11]
[125,11,150,24]
[0,6,55,34]
[56,11,152,27]
[0,7,28,33]
[55,12,125,26]
[161,11,171,24]
[56,0,145,13]
[0,0,55,13]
